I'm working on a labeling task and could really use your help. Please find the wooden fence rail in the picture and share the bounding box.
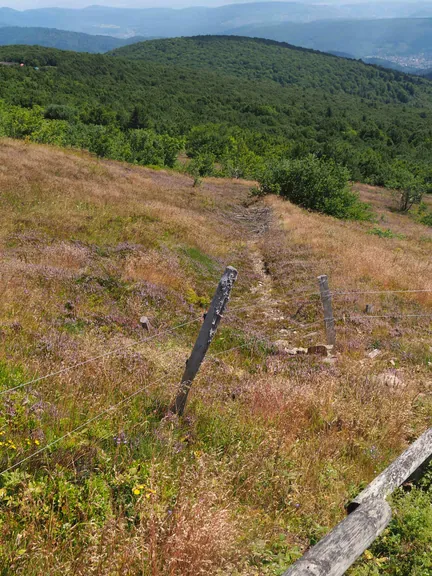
[283,500,392,576]
[284,427,432,575]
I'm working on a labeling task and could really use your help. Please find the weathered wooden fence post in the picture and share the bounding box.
[171,266,238,416]
[281,427,432,575]
[282,499,392,576]
[318,275,336,347]
[348,427,432,512]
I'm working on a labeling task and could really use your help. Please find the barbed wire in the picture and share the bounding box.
[0,368,180,477]
[2,283,430,398]
[332,289,432,296]
[0,315,204,397]
[335,313,432,321]
[67,343,265,471]
[0,297,325,399]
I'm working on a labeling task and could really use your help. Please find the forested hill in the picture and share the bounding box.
[0,27,145,53]
[110,35,431,103]
[1,37,432,189]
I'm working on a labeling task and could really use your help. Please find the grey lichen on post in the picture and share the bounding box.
[318,275,336,347]
[348,427,432,513]
[171,266,238,416]
[283,499,392,576]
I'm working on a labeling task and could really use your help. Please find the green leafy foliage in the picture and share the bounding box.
[258,155,371,219]
[0,37,432,185]
[368,227,406,239]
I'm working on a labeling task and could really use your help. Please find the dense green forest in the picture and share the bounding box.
[1,36,432,193]
[0,27,145,53]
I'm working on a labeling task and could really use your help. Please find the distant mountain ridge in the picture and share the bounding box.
[0,4,343,38]
[0,27,146,52]
[4,2,432,39]
[1,3,432,72]
[225,17,432,69]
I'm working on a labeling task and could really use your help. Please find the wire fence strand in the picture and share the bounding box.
[0,315,205,397]
[332,289,432,296]
[0,369,180,477]
[66,343,267,471]
[336,314,432,321]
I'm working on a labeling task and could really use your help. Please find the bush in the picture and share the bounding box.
[258,155,371,220]
[420,212,432,227]
[187,153,215,177]
[44,104,78,123]
[386,160,425,212]
[368,227,406,240]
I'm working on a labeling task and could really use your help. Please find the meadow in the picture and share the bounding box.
[0,138,431,574]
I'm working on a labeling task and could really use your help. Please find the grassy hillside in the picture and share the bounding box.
[226,18,432,63]
[0,139,431,574]
[1,37,432,190]
[0,27,145,53]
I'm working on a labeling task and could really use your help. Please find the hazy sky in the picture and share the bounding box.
[2,0,425,8]
[4,0,264,7]
[2,0,404,8]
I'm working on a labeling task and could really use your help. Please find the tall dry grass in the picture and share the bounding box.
[0,139,431,575]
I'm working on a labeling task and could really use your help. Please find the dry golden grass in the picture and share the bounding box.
[0,138,431,575]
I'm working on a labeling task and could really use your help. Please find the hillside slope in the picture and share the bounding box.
[0,138,431,574]
[0,27,145,53]
[111,35,431,103]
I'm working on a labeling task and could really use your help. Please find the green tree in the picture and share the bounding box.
[386,161,425,212]
[259,155,370,220]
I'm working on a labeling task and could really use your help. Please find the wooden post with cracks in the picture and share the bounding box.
[348,427,432,512]
[283,499,392,576]
[171,266,238,416]
[318,275,336,347]
[282,428,432,575]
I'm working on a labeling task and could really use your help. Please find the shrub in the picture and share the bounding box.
[258,155,371,220]
[44,104,78,123]
[368,227,406,240]
[386,160,425,212]
[187,153,215,177]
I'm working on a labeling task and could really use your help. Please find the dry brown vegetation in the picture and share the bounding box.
[0,139,431,575]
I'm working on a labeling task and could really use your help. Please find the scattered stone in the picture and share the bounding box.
[307,345,330,356]
[368,349,381,359]
[140,316,152,331]
[286,347,308,356]
[374,370,404,388]
[274,340,290,353]
[274,341,334,357]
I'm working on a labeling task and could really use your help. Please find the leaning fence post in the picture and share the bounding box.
[318,275,336,347]
[171,266,238,416]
